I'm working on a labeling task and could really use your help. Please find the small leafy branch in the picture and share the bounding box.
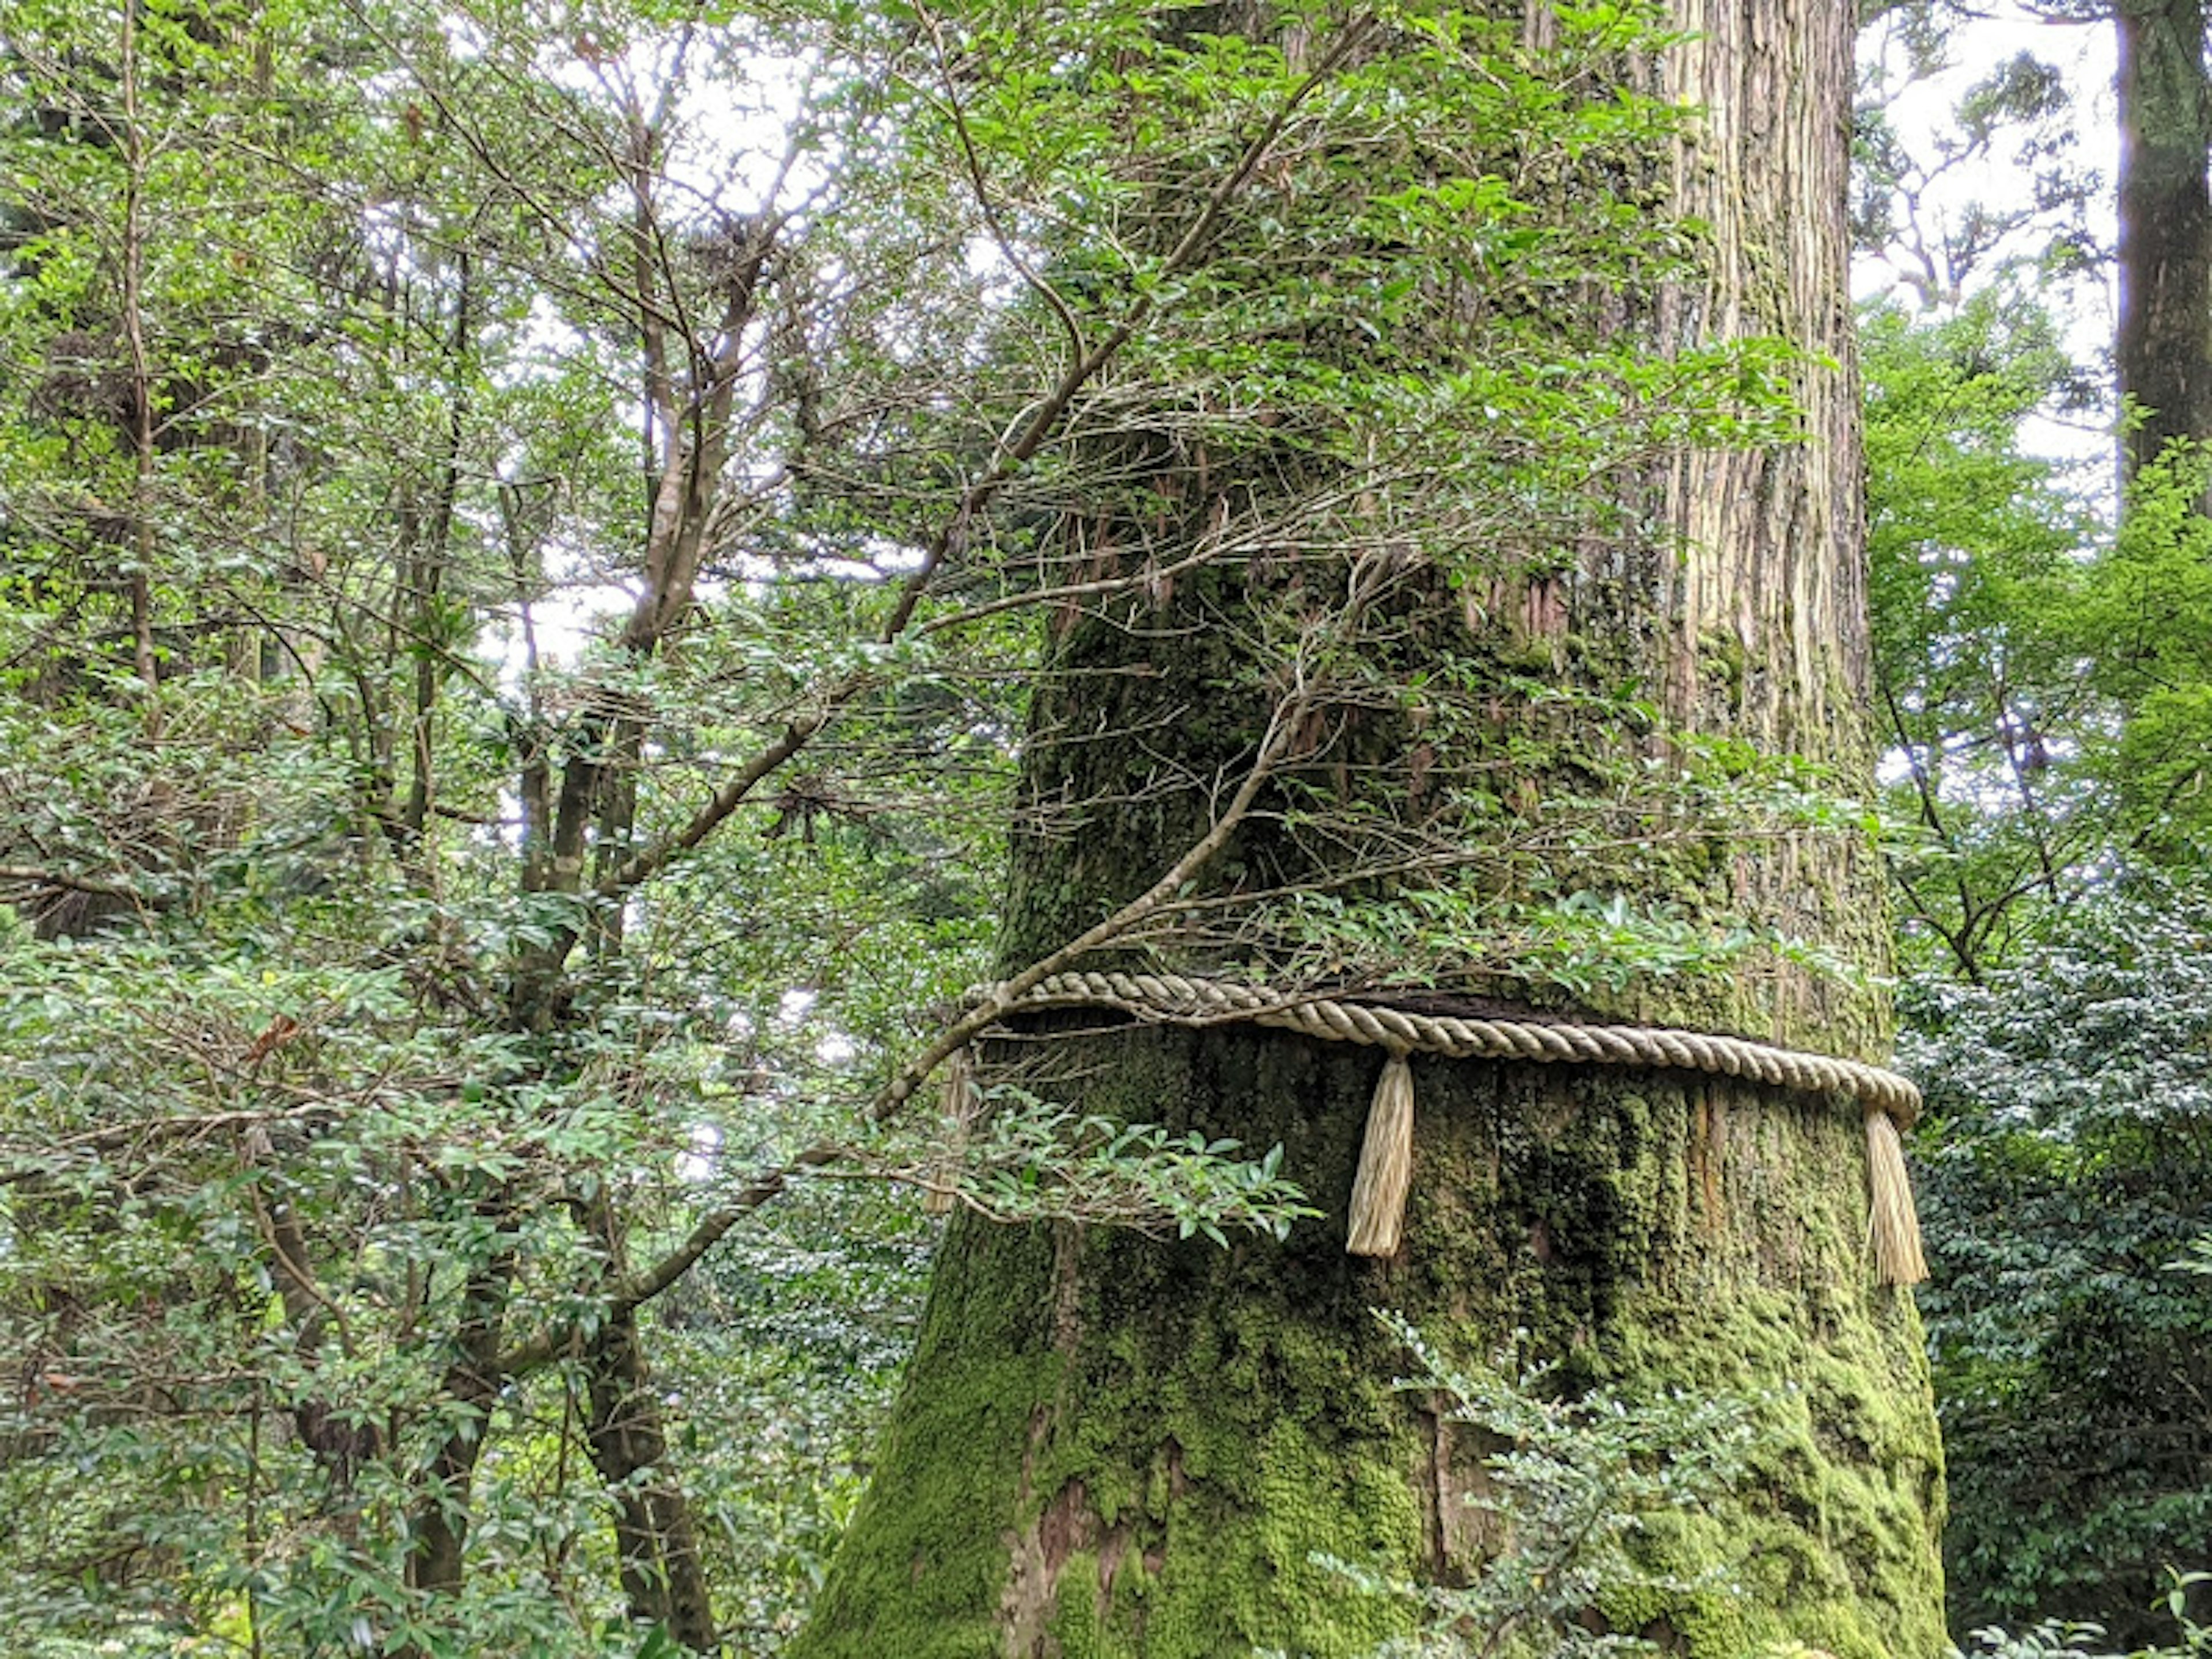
[1290,1312,1762,1659]
[1952,1571,2212,1659]
[900,1084,1319,1244]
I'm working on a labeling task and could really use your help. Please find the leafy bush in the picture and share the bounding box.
[1951,1570,2212,1658]
[1904,885,2212,1642]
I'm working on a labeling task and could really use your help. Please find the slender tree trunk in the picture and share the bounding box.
[117,0,161,735]
[583,1306,719,1653]
[388,135,760,1623]
[2116,0,2212,486]
[399,251,475,869]
[403,1207,515,1603]
[798,0,1942,1653]
[572,1171,718,1652]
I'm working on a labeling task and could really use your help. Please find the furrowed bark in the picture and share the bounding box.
[797,0,1945,1651]
[2116,0,2212,488]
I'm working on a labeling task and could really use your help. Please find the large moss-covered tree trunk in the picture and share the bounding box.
[798,0,1944,1652]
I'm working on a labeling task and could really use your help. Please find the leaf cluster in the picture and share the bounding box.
[1903,884,2212,1642]
[1291,1311,1763,1658]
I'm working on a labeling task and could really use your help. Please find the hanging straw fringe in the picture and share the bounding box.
[923,1047,976,1216]
[930,973,1929,1279]
[1346,1052,1415,1258]
[1864,1106,1927,1286]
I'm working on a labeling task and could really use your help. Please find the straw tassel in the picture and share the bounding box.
[1347,1052,1415,1257]
[924,1047,976,1216]
[1865,1106,1927,1286]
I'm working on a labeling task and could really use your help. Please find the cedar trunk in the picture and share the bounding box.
[798,0,1945,1650]
[2117,0,2212,484]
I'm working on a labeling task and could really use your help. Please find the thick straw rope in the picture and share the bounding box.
[957,970,1927,1283]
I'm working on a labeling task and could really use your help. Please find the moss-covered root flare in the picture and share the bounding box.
[794,1029,1944,1658]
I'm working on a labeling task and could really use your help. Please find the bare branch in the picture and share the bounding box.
[0,865,146,902]
[916,2,1087,362]
[874,687,1310,1119]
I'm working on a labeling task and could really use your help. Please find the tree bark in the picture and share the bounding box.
[2116,0,2212,486]
[583,1308,720,1653]
[798,0,1944,1652]
[402,1189,518,1603]
[573,1185,719,1652]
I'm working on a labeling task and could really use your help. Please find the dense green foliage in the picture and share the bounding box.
[1903,891,2212,1644]
[1859,293,2099,979]
[1863,292,2212,1659]
[1304,1314,1766,1658]
[0,0,1830,1650]
[1851,7,2212,1640]
[0,0,1344,1648]
[3,0,2212,1648]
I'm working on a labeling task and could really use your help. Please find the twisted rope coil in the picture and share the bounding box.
[947,969,1927,1284]
[992,970,1921,1130]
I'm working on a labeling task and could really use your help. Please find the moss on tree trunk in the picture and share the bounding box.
[798,0,1945,1647]
[805,1023,1939,1657]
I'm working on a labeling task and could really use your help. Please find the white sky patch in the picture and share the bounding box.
[441,13,491,61]
[1855,9,2116,305]
[770,987,858,1066]
[1855,5,2119,483]
[678,1122,724,1182]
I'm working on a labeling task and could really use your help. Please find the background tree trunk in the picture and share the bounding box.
[584,1308,719,1653]
[797,0,1945,1650]
[2116,0,2212,486]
